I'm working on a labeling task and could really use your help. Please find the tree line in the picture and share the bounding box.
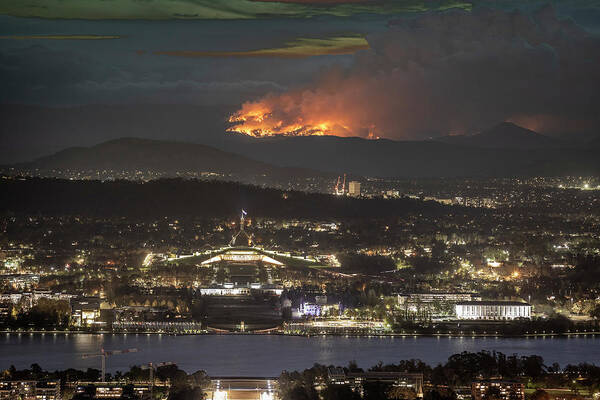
[0,177,455,219]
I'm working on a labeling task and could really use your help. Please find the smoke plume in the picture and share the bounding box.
[228,5,600,139]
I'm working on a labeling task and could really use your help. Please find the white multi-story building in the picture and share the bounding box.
[199,286,251,296]
[455,301,531,320]
[348,181,361,197]
[298,302,321,316]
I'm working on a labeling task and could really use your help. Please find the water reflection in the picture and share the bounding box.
[0,334,598,376]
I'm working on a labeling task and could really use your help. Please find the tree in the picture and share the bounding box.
[363,381,392,400]
[530,389,550,400]
[522,356,545,379]
[168,386,205,400]
[156,364,188,387]
[590,304,600,320]
[424,389,457,400]
[321,384,361,400]
[189,370,211,390]
[388,386,418,400]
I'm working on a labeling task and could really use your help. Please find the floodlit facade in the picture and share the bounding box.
[398,292,479,304]
[201,249,284,267]
[206,377,277,400]
[455,301,531,320]
[200,286,251,296]
[199,284,283,296]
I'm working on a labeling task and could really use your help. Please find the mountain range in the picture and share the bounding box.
[9,137,322,182]
[3,104,600,179]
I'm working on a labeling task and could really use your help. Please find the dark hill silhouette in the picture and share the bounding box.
[13,137,323,180]
[218,133,600,178]
[0,177,451,219]
[434,122,560,149]
[0,103,235,164]
[8,134,600,179]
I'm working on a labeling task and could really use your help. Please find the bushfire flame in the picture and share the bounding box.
[228,105,338,137]
[227,99,376,138]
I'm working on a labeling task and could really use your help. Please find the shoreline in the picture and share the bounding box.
[2,329,599,338]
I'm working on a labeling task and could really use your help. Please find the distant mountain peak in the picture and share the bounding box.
[435,121,557,149]
[482,121,542,137]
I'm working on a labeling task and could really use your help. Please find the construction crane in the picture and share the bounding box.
[334,173,347,196]
[142,361,174,400]
[81,348,138,382]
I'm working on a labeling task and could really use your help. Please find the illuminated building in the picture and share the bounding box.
[0,293,25,305]
[327,368,350,385]
[200,249,283,267]
[112,320,203,333]
[0,380,60,400]
[206,377,277,400]
[325,370,423,398]
[199,283,283,296]
[0,303,10,320]
[71,297,101,327]
[299,302,321,316]
[471,379,525,400]
[1,274,39,290]
[455,301,531,320]
[384,190,400,198]
[348,181,361,197]
[0,291,75,310]
[74,382,153,399]
[398,292,480,304]
[285,319,387,335]
[200,285,252,296]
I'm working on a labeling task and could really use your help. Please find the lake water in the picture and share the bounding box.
[1,334,599,376]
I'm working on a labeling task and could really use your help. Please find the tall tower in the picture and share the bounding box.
[229,210,252,246]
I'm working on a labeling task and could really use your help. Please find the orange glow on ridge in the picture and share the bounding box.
[227,99,371,138]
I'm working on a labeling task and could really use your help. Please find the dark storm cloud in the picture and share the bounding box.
[0,42,318,105]
[77,79,286,105]
[0,14,367,106]
[230,5,600,138]
[0,45,117,101]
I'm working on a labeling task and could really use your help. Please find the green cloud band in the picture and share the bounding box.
[0,0,472,20]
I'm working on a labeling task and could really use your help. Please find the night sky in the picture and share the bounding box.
[1,1,600,161]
